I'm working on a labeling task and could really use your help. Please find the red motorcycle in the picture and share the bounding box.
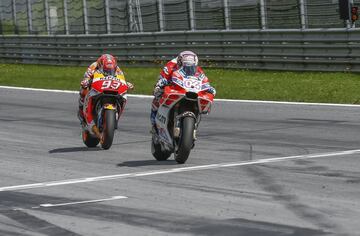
[151,69,214,164]
[82,72,128,149]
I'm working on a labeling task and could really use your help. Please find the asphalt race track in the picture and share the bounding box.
[0,87,360,236]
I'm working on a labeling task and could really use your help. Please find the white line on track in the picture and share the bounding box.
[1,149,359,192]
[1,85,360,107]
[31,196,128,209]
[0,85,78,94]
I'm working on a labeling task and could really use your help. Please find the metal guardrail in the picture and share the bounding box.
[1,29,360,72]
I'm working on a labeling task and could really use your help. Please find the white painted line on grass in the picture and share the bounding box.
[1,85,360,107]
[31,196,127,209]
[0,149,359,192]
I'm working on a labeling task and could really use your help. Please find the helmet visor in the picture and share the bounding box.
[103,68,115,76]
[103,62,116,76]
[182,65,196,76]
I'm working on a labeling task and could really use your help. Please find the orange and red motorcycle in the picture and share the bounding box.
[82,72,128,149]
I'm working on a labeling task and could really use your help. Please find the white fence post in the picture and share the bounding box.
[44,0,50,34]
[12,0,17,33]
[189,0,195,30]
[260,0,267,30]
[104,0,111,34]
[299,0,307,29]
[26,0,33,33]
[223,0,230,30]
[0,3,3,34]
[135,0,143,32]
[158,0,164,31]
[63,0,69,34]
[82,0,89,34]
[350,0,355,28]
[128,0,134,31]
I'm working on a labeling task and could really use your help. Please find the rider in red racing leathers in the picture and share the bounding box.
[78,54,133,135]
[150,51,216,130]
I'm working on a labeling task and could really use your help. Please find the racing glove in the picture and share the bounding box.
[207,87,216,96]
[153,86,163,99]
[126,81,134,90]
[155,76,169,88]
[80,79,90,88]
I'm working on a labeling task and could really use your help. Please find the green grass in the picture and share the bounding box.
[1,63,360,104]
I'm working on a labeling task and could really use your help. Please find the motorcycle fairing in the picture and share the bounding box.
[156,101,176,147]
[154,69,214,152]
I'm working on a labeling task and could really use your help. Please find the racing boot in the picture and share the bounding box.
[77,97,86,126]
[91,125,102,140]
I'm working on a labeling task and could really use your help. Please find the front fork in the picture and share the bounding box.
[173,111,199,141]
[94,103,117,140]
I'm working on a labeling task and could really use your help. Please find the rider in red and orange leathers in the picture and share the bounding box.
[78,54,133,135]
[150,51,216,130]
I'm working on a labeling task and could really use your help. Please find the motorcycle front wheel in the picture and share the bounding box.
[174,116,195,164]
[101,109,116,150]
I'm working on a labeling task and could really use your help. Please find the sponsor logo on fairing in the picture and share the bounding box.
[156,113,167,124]
[172,77,183,87]
[163,67,169,75]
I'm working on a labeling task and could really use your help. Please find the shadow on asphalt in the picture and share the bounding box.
[0,191,328,236]
[112,139,151,146]
[48,147,102,153]
[48,139,150,154]
[117,159,177,167]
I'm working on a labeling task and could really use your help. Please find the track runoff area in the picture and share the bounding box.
[0,86,360,235]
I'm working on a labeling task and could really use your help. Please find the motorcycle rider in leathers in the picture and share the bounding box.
[150,51,216,131]
[78,54,133,136]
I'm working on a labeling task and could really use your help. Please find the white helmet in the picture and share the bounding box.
[177,51,198,76]
[177,51,199,67]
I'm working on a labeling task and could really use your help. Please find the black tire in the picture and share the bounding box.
[101,109,116,150]
[82,130,100,147]
[151,134,172,161]
[174,116,195,164]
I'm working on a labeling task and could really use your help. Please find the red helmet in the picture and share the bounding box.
[97,54,117,75]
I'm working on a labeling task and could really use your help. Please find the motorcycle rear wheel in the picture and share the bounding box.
[82,130,100,147]
[101,109,116,150]
[174,116,195,164]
